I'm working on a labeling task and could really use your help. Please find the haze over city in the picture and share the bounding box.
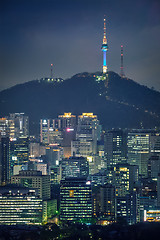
[1,0,160,91]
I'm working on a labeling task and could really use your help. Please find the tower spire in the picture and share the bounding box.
[50,64,53,79]
[101,16,108,74]
[120,45,125,78]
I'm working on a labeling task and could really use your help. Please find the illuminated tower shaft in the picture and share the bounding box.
[101,17,108,74]
[120,45,125,77]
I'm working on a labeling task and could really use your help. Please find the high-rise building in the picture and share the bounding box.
[0,118,15,138]
[40,119,50,144]
[43,199,57,222]
[71,140,93,157]
[48,128,63,145]
[127,130,152,178]
[58,112,76,130]
[77,113,101,155]
[29,142,41,158]
[49,166,60,184]
[148,155,160,179]
[11,170,51,200]
[45,144,63,167]
[60,178,92,222]
[100,183,115,222]
[150,132,160,155]
[112,164,139,197]
[9,113,29,137]
[62,127,76,158]
[116,192,140,225]
[104,129,127,167]
[157,173,160,207]
[61,157,89,180]
[0,137,10,185]
[9,136,29,178]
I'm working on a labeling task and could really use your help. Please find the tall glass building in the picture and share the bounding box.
[60,177,92,223]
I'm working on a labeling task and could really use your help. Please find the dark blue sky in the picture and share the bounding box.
[1,0,160,91]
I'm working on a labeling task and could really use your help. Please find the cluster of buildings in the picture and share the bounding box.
[0,112,160,225]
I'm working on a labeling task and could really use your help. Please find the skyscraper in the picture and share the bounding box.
[61,156,89,180]
[127,130,152,178]
[0,137,10,185]
[40,119,50,144]
[113,163,139,197]
[9,113,29,137]
[58,112,76,130]
[104,129,127,167]
[9,136,29,178]
[100,183,116,222]
[0,118,15,138]
[76,113,101,155]
[60,178,92,222]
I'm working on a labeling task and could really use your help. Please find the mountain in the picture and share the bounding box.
[0,71,160,135]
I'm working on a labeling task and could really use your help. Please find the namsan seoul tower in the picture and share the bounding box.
[101,16,108,74]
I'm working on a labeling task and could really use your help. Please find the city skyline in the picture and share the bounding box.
[1,0,160,91]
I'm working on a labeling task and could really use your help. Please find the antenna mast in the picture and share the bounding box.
[120,45,125,78]
[50,64,53,79]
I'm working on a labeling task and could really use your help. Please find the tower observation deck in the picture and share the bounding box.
[101,17,108,74]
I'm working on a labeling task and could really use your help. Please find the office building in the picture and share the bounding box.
[127,130,152,178]
[29,142,41,158]
[43,199,57,222]
[0,118,15,138]
[9,137,29,178]
[48,128,63,145]
[40,119,50,144]
[0,186,42,225]
[0,137,10,185]
[148,155,160,179]
[45,144,63,167]
[100,184,115,222]
[58,112,76,130]
[113,164,139,197]
[49,166,60,184]
[9,113,29,137]
[104,129,127,167]
[71,140,93,157]
[61,157,89,180]
[62,128,76,158]
[11,170,51,200]
[157,173,160,207]
[116,192,140,225]
[60,178,92,222]
[76,113,101,155]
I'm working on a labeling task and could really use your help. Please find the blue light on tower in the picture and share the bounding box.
[101,17,108,74]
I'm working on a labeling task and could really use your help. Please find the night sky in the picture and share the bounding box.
[1,0,160,91]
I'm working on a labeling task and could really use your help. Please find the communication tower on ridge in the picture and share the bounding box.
[120,45,125,78]
[101,16,108,74]
[50,64,53,79]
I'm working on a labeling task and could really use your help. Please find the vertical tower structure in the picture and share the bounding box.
[101,17,108,74]
[50,64,53,79]
[120,45,125,77]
